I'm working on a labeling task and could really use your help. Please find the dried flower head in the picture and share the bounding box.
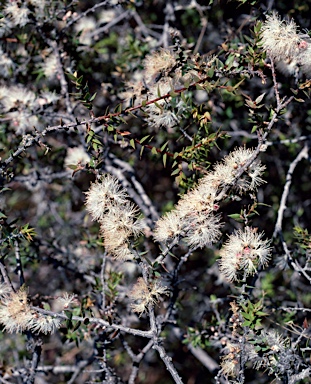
[182,212,223,249]
[41,53,58,79]
[100,204,143,260]
[0,85,39,134]
[144,48,177,84]
[219,227,272,282]
[0,287,62,334]
[153,210,182,243]
[74,16,96,45]
[129,278,169,316]
[0,47,14,78]
[0,85,36,111]
[220,358,240,378]
[220,342,241,378]
[0,287,34,333]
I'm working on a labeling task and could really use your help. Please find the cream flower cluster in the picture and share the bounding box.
[154,148,266,249]
[219,227,272,282]
[0,285,61,334]
[85,175,143,260]
[0,85,59,134]
[122,48,192,130]
[261,12,311,77]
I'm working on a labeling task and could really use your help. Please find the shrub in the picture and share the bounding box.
[0,1,310,383]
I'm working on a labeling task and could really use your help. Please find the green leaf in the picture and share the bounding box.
[255,93,266,104]
[207,67,214,77]
[245,99,257,109]
[162,153,167,167]
[256,311,269,317]
[77,75,84,85]
[140,146,145,158]
[160,141,168,152]
[228,213,242,220]
[130,139,135,149]
[171,168,180,176]
[139,135,150,144]
[225,54,235,69]
[71,321,81,332]
[0,188,11,193]
[66,72,77,81]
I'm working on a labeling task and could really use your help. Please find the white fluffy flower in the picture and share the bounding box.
[85,175,143,260]
[3,3,30,27]
[261,12,311,77]
[219,227,272,282]
[85,175,129,221]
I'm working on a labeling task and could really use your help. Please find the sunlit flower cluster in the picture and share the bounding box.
[0,287,62,334]
[218,227,272,282]
[129,277,169,316]
[154,180,222,249]
[85,175,143,260]
[154,148,266,249]
[210,147,266,192]
[261,12,311,77]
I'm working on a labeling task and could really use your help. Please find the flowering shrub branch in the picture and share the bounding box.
[0,1,311,383]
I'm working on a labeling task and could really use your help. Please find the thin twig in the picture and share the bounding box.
[25,339,42,384]
[61,1,110,32]
[50,40,74,117]
[152,342,184,384]
[30,306,154,338]
[14,240,25,287]
[273,144,309,238]
[0,259,15,292]
[100,251,107,311]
